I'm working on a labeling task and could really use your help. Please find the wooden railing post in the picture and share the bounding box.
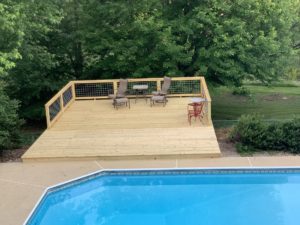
[113,81,118,95]
[200,79,203,97]
[71,81,76,100]
[60,94,64,113]
[199,77,212,124]
[207,100,212,125]
[156,79,161,92]
[45,105,51,128]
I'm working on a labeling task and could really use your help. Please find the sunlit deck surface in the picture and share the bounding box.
[22,98,220,161]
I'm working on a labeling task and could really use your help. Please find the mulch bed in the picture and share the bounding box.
[0,148,28,162]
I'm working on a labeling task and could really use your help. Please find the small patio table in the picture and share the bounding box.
[133,85,148,103]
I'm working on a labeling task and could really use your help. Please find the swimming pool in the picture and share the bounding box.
[25,168,300,225]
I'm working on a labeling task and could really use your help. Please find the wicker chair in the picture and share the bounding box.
[152,76,171,96]
[108,79,128,99]
[150,76,171,106]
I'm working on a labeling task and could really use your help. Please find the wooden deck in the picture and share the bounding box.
[22,98,221,161]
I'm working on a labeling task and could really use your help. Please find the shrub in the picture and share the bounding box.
[235,143,255,156]
[230,114,267,148]
[0,82,23,152]
[232,86,251,97]
[281,118,300,153]
[231,114,300,153]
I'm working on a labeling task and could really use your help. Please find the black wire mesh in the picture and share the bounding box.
[168,80,201,95]
[63,86,73,107]
[49,98,61,121]
[75,83,114,97]
[73,79,203,97]
[127,81,157,95]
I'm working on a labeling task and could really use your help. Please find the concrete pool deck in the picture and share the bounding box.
[1,156,300,225]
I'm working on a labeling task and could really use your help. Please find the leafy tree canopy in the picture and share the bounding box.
[0,0,23,77]
[1,0,300,121]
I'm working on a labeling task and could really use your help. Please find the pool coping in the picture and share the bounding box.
[23,166,300,225]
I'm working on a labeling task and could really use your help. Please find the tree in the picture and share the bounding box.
[0,0,23,77]
[3,0,300,122]
[80,0,192,79]
[0,1,23,151]
[165,0,299,85]
[0,82,23,151]
[6,0,65,121]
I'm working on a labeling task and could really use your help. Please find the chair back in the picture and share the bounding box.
[188,103,203,114]
[117,79,128,95]
[161,76,171,94]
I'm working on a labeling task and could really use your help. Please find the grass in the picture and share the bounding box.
[211,83,300,127]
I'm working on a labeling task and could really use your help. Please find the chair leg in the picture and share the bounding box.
[188,114,191,125]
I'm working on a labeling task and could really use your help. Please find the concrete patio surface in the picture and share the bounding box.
[1,156,300,225]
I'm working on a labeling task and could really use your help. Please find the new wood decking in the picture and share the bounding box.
[22,98,221,161]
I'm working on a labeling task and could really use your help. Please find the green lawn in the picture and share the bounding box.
[211,83,300,127]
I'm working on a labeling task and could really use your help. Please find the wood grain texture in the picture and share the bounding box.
[23,98,220,161]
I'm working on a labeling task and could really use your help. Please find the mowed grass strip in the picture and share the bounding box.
[212,84,300,121]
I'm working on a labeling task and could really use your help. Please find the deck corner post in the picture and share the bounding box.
[200,79,202,96]
[207,100,212,124]
[45,105,51,129]
[71,81,76,101]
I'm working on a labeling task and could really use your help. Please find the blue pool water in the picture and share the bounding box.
[27,170,300,225]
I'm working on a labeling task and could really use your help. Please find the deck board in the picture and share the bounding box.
[22,98,221,161]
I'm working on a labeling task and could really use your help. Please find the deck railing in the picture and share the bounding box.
[45,77,212,128]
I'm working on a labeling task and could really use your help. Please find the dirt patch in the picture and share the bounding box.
[215,128,239,157]
[261,93,290,101]
[0,148,28,162]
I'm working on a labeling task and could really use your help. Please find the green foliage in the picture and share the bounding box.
[231,114,300,153]
[232,86,251,97]
[230,114,267,147]
[1,0,300,122]
[235,143,255,156]
[0,0,23,77]
[6,1,66,121]
[0,82,23,150]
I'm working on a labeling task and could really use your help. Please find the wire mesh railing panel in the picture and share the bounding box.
[75,82,114,97]
[49,98,61,121]
[127,81,157,95]
[168,80,201,95]
[63,86,73,107]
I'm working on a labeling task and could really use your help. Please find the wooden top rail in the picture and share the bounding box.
[72,77,203,85]
[45,81,74,107]
[45,76,212,128]
[200,77,211,102]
